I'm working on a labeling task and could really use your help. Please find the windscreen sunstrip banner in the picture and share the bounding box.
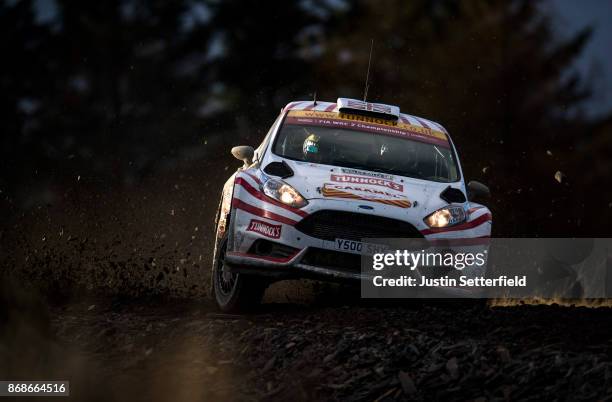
[285,110,451,148]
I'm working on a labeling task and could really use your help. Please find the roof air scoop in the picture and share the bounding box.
[336,98,400,121]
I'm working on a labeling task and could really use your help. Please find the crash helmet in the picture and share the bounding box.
[302,132,322,161]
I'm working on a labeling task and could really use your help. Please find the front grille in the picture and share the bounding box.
[301,248,361,272]
[295,210,423,241]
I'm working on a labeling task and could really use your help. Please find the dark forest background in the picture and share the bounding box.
[2,0,612,294]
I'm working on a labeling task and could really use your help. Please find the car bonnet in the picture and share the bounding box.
[274,159,462,221]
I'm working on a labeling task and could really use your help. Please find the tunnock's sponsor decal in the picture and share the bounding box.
[247,219,282,239]
[331,174,403,191]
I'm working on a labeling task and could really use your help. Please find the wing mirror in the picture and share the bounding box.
[231,145,254,168]
[467,180,490,201]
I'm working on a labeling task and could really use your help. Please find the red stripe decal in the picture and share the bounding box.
[431,121,447,133]
[292,101,307,110]
[243,171,262,185]
[399,115,410,124]
[285,101,306,112]
[227,251,299,264]
[235,178,308,218]
[468,206,484,214]
[303,103,317,111]
[421,213,492,235]
[324,103,337,112]
[414,117,431,129]
[283,102,296,112]
[232,198,298,226]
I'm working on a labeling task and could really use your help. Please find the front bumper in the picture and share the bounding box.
[226,175,491,280]
[227,203,491,284]
[225,171,492,295]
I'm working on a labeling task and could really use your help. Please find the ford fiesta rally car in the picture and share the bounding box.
[212,98,492,311]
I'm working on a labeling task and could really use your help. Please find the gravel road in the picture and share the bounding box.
[5,292,612,402]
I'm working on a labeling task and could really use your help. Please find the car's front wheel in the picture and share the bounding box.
[212,234,268,313]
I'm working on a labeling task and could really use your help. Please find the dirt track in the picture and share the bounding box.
[3,293,610,402]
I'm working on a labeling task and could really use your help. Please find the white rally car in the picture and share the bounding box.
[212,98,492,311]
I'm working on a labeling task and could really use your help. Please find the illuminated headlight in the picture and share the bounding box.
[424,206,466,228]
[262,178,308,208]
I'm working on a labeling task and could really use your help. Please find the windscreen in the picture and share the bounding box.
[273,112,459,183]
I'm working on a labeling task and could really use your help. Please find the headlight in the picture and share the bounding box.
[424,206,466,228]
[262,178,308,208]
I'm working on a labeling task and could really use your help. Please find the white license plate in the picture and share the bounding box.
[334,239,389,255]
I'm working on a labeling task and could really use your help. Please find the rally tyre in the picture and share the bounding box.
[212,234,267,313]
